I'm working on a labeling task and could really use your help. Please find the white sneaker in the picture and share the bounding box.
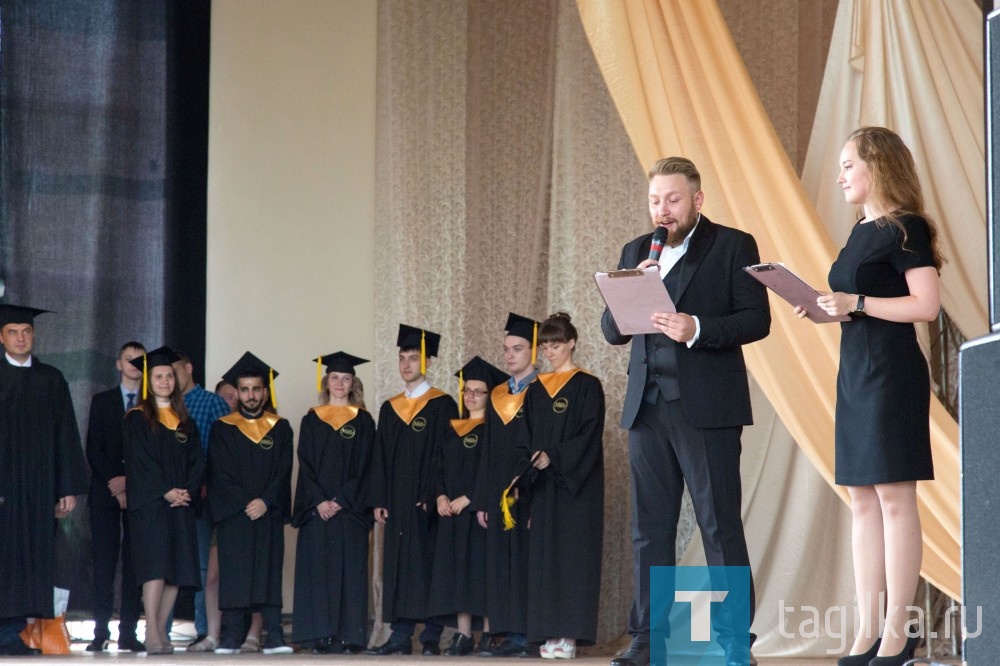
[262,644,294,655]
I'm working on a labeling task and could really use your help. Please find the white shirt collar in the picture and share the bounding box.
[5,352,32,367]
[405,380,431,399]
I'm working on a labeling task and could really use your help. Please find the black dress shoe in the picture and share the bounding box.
[724,643,754,666]
[836,636,881,666]
[422,639,442,655]
[365,635,413,655]
[117,636,146,652]
[474,632,499,656]
[868,635,918,666]
[514,643,540,658]
[478,638,523,657]
[0,639,42,656]
[610,639,651,666]
[444,633,473,656]
[86,637,109,652]
[312,637,334,654]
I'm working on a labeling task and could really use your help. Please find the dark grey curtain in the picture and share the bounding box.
[0,0,209,613]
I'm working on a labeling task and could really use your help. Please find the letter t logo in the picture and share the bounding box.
[674,590,728,641]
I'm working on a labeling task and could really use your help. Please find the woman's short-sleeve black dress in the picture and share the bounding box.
[827,213,936,486]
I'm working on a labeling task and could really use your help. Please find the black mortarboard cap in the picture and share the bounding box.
[127,346,181,400]
[127,346,181,372]
[312,351,369,392]
[315,351,369,375]
[455,356,508,390]
[0,304,51,328]
[222,351,279,387]
[504,312,540,342]
[396,324,441,357]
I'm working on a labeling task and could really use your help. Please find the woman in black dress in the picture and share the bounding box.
[427,356,507,656]
[521,313,604,660]
[124,347,205,655]
[291,352,375,654]
[801,127,943,666]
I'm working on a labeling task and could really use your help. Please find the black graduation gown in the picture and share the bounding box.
[0,357,86,618]
[523,370,605,645]
[366,388,458,623]
[291,406,374,647]
[470,382,533,634]
[124,408,205,588]
[427,418,487,625]
[208,411,293,610]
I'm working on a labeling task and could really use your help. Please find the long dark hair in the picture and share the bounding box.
[538,312,578,345]
[138,366,194,434]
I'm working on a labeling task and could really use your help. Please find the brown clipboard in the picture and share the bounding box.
[594,267,676,335]
[743,263,849,323]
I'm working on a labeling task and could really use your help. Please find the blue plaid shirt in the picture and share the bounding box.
[183,385,231,452]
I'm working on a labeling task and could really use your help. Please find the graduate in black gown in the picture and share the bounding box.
[0,305,87,656]
[428,356,508,656]
[520,313,605,659]
[292,352,374,654]
[208,352,294,655]
[471,312,540,658]
[123,346,205,656]
[365,324,458,656]
[799,127,943,666]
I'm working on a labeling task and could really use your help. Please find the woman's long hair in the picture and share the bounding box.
[138,368,194,434]
[847,126,944,271]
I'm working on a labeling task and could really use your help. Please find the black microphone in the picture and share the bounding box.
[648,226,668,263]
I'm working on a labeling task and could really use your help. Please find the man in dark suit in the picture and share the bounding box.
[85,341,146,652]
[601,157,770,666]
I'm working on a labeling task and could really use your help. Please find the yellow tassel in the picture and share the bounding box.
[531,322,538,366]
[316,356,323,393]
[458,369,464,418]
[269,367,277,409]
[420,330,427,375]
[500,484,516,531]
[142,354,148,400]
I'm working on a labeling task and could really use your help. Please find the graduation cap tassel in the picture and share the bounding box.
[316,356,323,394]
[420,330,427,375]
[457,370,465,418]
[531,322,538,366]
[142,354,148,401]
[269,367,278,409]
[500,484,517,531]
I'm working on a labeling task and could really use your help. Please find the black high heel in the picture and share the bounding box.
[868,634,918,666]
[836,635,881,666]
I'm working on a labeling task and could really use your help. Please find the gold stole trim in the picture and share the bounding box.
[490,384,529,425]
[312,405,361,431]
[157,407,180,430]
[219,411,282,444]
[450,417,484,437]
[388,388,446,425]
[538,369,583,398]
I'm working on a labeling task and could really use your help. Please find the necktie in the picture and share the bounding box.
[126,393,136,409]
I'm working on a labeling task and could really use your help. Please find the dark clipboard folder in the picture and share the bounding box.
[743,263,849,323]
[594,267,676,335]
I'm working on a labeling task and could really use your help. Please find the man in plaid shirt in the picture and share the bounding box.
[172,351,231,646]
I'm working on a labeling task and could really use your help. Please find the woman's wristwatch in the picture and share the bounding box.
[853,294,866,317]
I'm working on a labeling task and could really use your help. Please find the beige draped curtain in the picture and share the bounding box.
[575,0,963,602]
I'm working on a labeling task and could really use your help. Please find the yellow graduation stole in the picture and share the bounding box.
[312,404,361,431]
[388,388,446,425]
[219,411,282,445]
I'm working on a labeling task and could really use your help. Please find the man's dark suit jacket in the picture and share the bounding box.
[86,387,127,509]
[601,216,771,430]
